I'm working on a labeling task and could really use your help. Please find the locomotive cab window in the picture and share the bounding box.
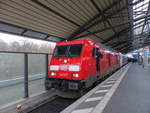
[92,47,103,58]
[68,44,82,57]
[100,53,103,59]
[53,44,82,57]
[96,48,99,57]
[96,48,103,59]
[53,45,68,57]
[92,48,95,57]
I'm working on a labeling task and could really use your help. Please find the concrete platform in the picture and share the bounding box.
[61,63,131,113]
[103,63,150,113]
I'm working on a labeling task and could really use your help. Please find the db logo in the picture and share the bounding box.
[60,65,68,71]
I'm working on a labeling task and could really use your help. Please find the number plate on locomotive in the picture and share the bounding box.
[60,65,68,71]
[59,73,67,76]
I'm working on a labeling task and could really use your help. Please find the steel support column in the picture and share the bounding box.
[24,53,29,98]
[45,54,49,79]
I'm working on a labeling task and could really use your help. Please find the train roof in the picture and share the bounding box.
[56,40,88,45]
[56,39,118,54]
[100,43,118,53]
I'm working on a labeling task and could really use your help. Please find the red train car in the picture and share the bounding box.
[45,40,123,95]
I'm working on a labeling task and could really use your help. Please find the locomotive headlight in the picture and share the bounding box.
[69,65,80,71]
[50,72,56,76]
[50,65,59,71]
[64,59,67,63]
[72,73,79,77]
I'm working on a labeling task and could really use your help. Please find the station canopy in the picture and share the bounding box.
[0,0,150,53]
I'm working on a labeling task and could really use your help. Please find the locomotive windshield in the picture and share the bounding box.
[53,44,82,57]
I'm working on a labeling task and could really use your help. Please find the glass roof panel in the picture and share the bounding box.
[133,0,149,35]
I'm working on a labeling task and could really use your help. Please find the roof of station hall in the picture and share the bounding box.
[0,0,142,53]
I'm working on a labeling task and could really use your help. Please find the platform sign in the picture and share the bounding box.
[132,52,139,55]
[143,47,150,67]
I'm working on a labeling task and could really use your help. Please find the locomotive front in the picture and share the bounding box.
[45,41,85,91]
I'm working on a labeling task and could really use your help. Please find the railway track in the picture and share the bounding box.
[22,78,107,113]
[20,95,76,113]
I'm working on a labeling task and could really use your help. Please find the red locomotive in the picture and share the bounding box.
[45,39,127,97]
